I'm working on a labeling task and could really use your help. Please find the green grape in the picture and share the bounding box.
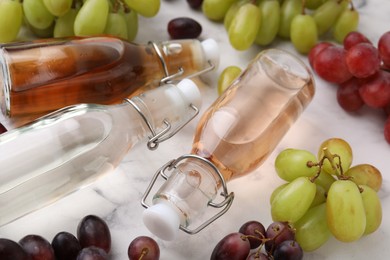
[314,169,336,191]
[224,0,249,30]
[27,19,55,38]
[43,0,72,17]
[124,10,138,41]
[269,183,288,205]
[312,0,347,36]
[0,0,23,43]
[124,0,160,18]
[255,0,280,46]
[344,164,382,192]
[74,0,109,36]
[332,8,359,43]
[317,137,353,176]
[217,66,242,95]
[274,148,318,182]
[271,177,316,223]
[294,203,331,252]
[290,14,318,54]
[104,13,128,39]
[360,185,382,235]
[304,0,324,10]
[228,3,261,51]
[310,184,326,208]
[202,0,238,22]
[326,180,366,242]
[54,8,77,38]
[23,0,55,30]
[278,0,301,39]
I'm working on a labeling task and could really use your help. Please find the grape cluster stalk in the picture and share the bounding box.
[0,0,162,44]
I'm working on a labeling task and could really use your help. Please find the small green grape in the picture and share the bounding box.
[43,0,72,17]
[54,8,77,38]
[255,0,280,46]
[0,0,23,43]
[278,0,301,39]
[104,13,128,39]
[217,66,242,95]
[224,0,249,30]
[74,0,109,36]
[124,0,160,18]
[23,0,55,30]
[290,14,318,54]
[124,10,138,41]
[332,8,359,43]
[202,0,238,21]
[312,0,347,36]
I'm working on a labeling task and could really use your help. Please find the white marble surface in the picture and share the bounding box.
[1,0,390,259]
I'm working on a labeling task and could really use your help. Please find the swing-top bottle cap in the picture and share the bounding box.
[175,78,202,109]
[142,202,181,241]
[201,38,220,70]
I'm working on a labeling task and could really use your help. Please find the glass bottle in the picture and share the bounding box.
[0,35,219,118]
[0,79,201,226]
[141,49,316,240]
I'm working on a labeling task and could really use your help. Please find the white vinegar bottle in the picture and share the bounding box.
[0,79,201,226]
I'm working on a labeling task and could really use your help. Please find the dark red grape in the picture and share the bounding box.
[186,0,203,9]
[345,43,381,78]
[264,222,295,254]
[337,77,365,112]
[313,46,352,84]
[0,122,6,134]
[238,220,265,249]
[343,31,372,50]
[0,238,29,260]
[378,31,390,67]
[19,234,55,260]
[210,232,250,260]
[76,246,108,260]
[273,240,303,260]
[52,231,82,260]
[167,17,202,39]
[77,215,111,253]
[359,70,390,108]
[384,116,390,144]
[308,42,333,68]
[128,236,160,260]
[247,252,270,260]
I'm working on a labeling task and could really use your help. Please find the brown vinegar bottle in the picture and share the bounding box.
[141,49,316,241]
[0,36,218,119]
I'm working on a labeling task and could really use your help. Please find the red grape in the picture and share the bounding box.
[186,0,203,9]
[308,42,333,68]
[0,123,6,134]
[359,71,390,108]
[0,238,29,260]
[77,215,111,253]
[378,31,390,67]
[168,17,202,39]
[210,232,250,260]
[337,77,365,112]
[313,46,352,83]
[247,252,270,260]
[385,116,390,144]
[345,43,381,78]
[19,234,55,260]
[238,220,266,249]
[128,236,160,260]
[76,246,108,260]
[52,231,82,260]
[273,240,303,260]
[264,222,295,254]
[343,31,372,50]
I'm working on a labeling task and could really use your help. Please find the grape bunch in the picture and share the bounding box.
[272,137,383,251]
[210,220,303,260]
[0,0,162,43]
[309,31,390,144]
[186,0,360,53]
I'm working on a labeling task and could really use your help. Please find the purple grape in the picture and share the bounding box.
[19,234,55,260]
[239,220,266,249]
[167,17,202,39]
[0,238,29,260]
[76,246,108,260]
[77,215,111,253]
[0,122,6,134]
[52,231,81,260]
[128,236,160,260]
[264,222,295,254]
[186,0,203,9]
[273,240,303,260]
[210,232,250,260]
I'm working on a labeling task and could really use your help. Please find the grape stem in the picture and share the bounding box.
[307,147,346,182]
